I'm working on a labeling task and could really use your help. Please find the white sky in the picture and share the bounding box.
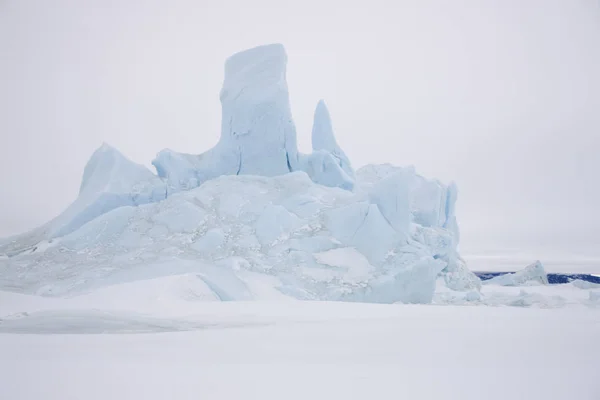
[1,0,599,256]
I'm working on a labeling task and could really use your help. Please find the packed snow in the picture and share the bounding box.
[0,293,599,400]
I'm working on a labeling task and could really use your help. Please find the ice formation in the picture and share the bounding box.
[483,261,549,286]
[63,144,167,235]
[153,44,298,193]
[310,100,354,179]
[152,44,354,193]
[0,44,480,304]
[0,144,165,256]
[572,279,600,290]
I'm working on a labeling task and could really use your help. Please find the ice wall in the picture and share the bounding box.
[153,44,300,192]
[219,43,300,175]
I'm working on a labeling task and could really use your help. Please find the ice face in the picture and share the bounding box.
[357,164,459,234]
[153,44,300,192]
[152,44,354,192]
[0,171,472,303]
[368,171,411,239]
[299,150,354,191]
[444,182,460,245]
[441,255,482,291]
[220,44,300,176]
[52,144,167,238]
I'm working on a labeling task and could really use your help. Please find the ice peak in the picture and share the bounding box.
[310,100,354,179]
[80,143,126,195]
[218,43,299,176]
[312,100,336,151]
[98,141,116,152]
[154,44,358,192]
[80,143,159,198]
[224,43,286,74]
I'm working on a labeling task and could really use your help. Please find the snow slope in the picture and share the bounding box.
[1,253,598,399]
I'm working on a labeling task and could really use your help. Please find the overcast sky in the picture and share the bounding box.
[1,0,599,257]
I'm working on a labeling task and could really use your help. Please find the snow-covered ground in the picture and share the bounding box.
[0,293,598,400]
[0,275,599,399]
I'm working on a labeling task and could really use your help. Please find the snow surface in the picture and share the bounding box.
[0,287,599,400]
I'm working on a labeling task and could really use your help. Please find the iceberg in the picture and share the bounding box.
[483,261,549,286]
[0,44,479,304]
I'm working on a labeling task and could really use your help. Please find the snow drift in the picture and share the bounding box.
[0,44,480,303]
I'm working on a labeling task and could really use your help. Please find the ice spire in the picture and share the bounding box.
[218,43,300,176]
[311,100,354,178]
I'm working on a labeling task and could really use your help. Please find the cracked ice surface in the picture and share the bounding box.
[0,169,468,303]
